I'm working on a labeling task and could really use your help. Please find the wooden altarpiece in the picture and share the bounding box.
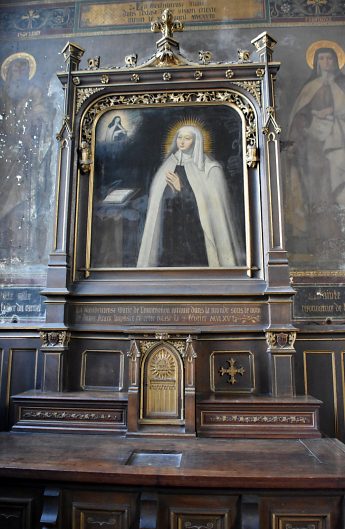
[11,10,320,438]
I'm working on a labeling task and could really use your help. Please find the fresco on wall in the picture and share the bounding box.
[0,51,59,280]
[0,0,344,321]
[283,39,345,271]
[1,1,344,41]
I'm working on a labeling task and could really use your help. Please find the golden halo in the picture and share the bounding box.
[1,52,37,81]
[163,118,213,156]
[306,40,345,70]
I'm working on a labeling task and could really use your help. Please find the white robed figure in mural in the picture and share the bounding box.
[137,124,242,267]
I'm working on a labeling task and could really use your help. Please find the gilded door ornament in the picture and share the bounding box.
[144,346,180,419]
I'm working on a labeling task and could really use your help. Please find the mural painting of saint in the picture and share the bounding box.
[285,40,345,267]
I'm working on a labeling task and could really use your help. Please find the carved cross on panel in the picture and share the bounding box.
[219,358,245,384]
[151,9,184,39]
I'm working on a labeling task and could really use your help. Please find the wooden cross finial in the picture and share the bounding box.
[151,9,184,39]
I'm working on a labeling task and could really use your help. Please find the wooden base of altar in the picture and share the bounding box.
[11,390,321,439]
[0,432,344,529]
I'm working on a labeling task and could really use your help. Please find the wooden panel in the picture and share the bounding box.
[210,350,255,393]
[64,490,138,529]
[8,349,38,398]
[0,496,33,529]
[272,513,329,528]
[72,502,130,529]
[303,351,338,437]
[81,350,124,390]
[260,495,342,529]
[159,493,238,529]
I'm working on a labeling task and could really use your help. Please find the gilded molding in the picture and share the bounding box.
[206,414,309,424]
[21,409,123,422]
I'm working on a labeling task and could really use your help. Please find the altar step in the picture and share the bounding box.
[10,391,322,438]
[196,394,322,438]
[10,390,128,434]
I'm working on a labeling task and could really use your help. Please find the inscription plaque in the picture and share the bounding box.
[70,302,267,327]
[293,285,345,320]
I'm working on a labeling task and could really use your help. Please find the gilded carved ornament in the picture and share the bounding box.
[56,115,73,142]
[237,49,251,63]
[80,90,258,169]
[219,358,245,384]
[209,414,308,424]
[125,54,138,68]
[100,74,109,84]
[127,340,141,361]
[262,106,281,136]
[79,141,92,173]
[232,80,261,106]
[76,87,104,114]
[265,331,297,349]
[131,73,140,83]
[252,33,277,53]
[40,330,71,347]
[87,56,100,70]
[225,69,234,79]
[62,41,85,66]
[198,50,212,65]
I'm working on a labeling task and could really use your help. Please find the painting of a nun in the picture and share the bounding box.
[137,123,242,267]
